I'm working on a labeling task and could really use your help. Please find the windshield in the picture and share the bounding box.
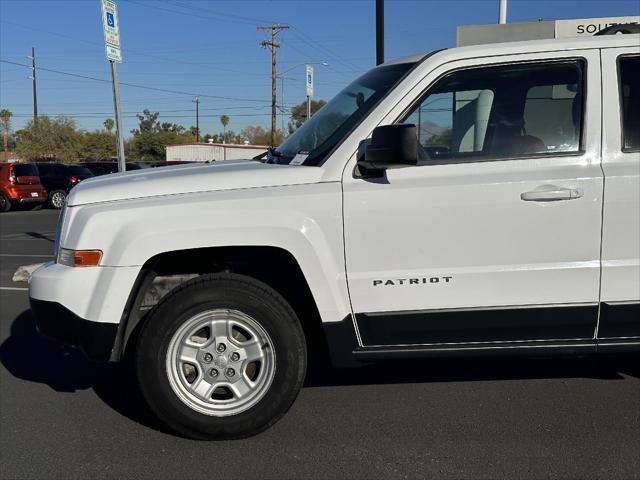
[270,62,416,166]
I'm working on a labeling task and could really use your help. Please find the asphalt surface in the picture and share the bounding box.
[1,209,639,479]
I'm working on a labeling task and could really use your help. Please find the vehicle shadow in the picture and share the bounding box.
[0,309,168,434]
[304,347,640,387]
[1,309,638,432]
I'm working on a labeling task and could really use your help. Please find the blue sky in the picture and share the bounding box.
[1,0,639,138]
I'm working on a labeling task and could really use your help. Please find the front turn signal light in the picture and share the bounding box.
[58,249,103,267]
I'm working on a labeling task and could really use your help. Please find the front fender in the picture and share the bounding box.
[62,183,350,324]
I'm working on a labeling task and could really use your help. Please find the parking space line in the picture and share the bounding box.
[0,254,52,257]
[0,287,29,291]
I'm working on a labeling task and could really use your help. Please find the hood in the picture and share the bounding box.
[66,160,324,207]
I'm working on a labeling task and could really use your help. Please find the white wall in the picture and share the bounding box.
[166,144,267,162]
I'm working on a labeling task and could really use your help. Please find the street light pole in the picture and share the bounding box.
[277,61,327,125]
[376,0,384,65]
[499,0,507,24]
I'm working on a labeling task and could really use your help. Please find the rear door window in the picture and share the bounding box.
[12,164,38,177]
[619,56,640,151]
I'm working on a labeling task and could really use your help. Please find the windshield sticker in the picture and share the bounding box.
[290,152,309,166]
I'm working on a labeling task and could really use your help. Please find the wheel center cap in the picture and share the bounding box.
[214,355,228,369]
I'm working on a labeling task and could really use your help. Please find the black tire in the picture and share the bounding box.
[135,273,307,440]
[0,193,11,212]
[48,190,67,209]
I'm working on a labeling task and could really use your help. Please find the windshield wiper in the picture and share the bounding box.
[265,147,287,164]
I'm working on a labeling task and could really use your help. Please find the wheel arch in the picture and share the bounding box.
[113,245,331,365]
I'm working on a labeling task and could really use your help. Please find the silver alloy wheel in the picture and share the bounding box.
[166,309,276,416]
[50,191,66,209]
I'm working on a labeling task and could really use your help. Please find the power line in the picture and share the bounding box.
[9,113,279,119]
[0,20,280,78]
[0,59,275,104]
[123,0,266,26]
[289,26,362,73]
[168,0,276,25]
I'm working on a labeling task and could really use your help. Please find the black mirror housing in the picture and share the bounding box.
[359,124,418,171]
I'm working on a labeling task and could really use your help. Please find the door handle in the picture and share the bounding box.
[520,186,583,202]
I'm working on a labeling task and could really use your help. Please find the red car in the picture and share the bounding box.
[0,163,48,212]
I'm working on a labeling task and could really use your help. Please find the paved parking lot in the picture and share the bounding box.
[1,209,639,479]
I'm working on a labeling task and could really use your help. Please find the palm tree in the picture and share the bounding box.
[103,118,115,133]
[0,109,11,161]
[220,115,230,144]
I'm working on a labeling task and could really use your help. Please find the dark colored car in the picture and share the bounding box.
[36,163,94,209]
[80,161,119,176]
[0,163,48,212]
[79,161,147,177]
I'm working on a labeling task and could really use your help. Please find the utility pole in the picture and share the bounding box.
[193,97,200,142]
[28,47,38,120]
[376,0,384,65]
[258,24,289,147]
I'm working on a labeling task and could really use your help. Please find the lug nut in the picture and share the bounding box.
[226,368,235,377]
[216,343,226,353]
[203,353,213,363]
[209,368,219,378]
[230,352,240,362]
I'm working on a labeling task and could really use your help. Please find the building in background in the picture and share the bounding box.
[165,143,268,163]
[457,16,639,46]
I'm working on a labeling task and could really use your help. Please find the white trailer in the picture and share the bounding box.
[165,143,268,162]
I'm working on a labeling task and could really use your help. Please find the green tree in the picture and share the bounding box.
[81,130,116,160]
[239,125,284,146]
[288,99,326,132]
[220,115,230,143]
[15,116,81,162]
[187,126,199,140]
[128,109,192,161]
[1,109,11,161]
[103,118,115,133]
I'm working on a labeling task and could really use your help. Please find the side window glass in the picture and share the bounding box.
[400,60,584,163]
[619,56,640,151]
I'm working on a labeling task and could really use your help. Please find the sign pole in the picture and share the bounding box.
[305,64,314,123]
[101,0,125,171]
[110,60,126,172]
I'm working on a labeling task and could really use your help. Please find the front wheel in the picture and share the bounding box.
[135,273,307,439]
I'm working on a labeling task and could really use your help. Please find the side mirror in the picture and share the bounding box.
[358,124,418,171]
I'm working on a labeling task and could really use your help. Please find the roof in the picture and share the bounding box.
[165,143,268,150]
[381,33,639,68]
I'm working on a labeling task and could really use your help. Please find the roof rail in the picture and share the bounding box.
[594,24,640,35]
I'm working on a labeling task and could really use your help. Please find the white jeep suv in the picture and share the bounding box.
[30,32,640,439]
